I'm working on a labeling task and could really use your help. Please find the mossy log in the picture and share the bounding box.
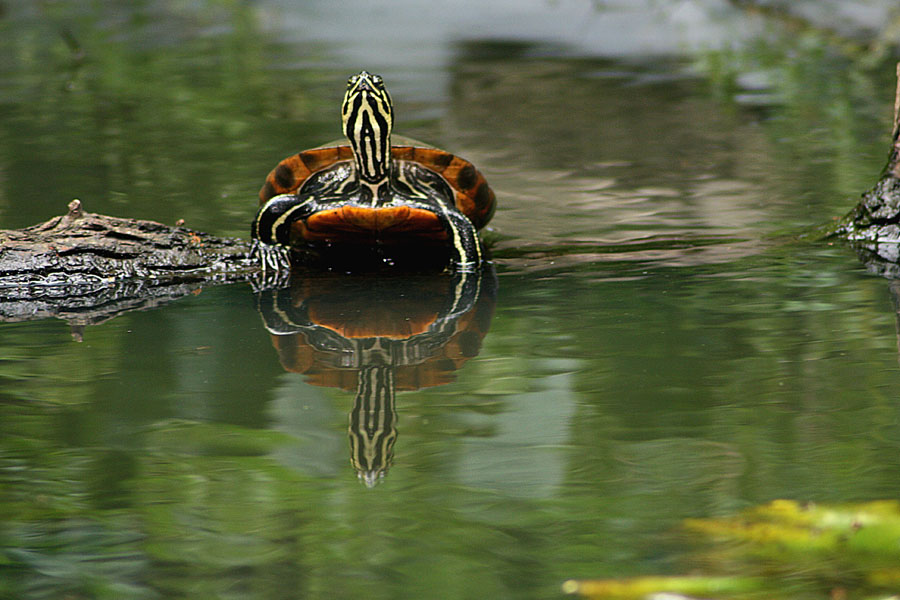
[0,200,260,330]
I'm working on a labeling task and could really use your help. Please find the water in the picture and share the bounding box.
[3,2,900,598]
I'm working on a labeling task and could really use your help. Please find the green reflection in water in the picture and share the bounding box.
[0,1,338,235]
[7,247,900,598]
[2,1,900,599]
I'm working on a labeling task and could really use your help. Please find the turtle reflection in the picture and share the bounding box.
[256,267,496,486]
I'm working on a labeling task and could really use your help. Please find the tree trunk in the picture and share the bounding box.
[834,63,900,243]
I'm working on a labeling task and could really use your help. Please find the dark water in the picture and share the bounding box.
[3,2,900,599]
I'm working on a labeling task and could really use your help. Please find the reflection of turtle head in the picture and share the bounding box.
[349,366,398,488]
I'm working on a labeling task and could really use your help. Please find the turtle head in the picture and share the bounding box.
[341,71,394,186]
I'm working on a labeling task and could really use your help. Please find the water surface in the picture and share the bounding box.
[2,2,900,599]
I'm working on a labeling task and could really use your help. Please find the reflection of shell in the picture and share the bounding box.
[258,268,496,390]
[256,267,497,486]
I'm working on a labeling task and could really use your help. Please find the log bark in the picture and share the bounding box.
[0,200,260,331]
[834,63,900,244]
[0,199,256,290]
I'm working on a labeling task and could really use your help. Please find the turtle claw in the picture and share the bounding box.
[251,239,292,273]
[249,240,291,291]
[249,239,293,291]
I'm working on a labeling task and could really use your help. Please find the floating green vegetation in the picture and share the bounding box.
[564,499,900,599]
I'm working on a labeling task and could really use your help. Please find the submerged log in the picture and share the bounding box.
[0,200,261,331]
[834,63,900,245]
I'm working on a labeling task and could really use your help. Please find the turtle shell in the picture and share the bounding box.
[259,139,496,232]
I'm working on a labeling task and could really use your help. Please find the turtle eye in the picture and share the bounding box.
[372,75,382,85]
[349,74,359,84]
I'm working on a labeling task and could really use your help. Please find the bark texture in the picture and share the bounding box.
[0,200,259,329]
[0,200,255,290]
[835,63,900,246]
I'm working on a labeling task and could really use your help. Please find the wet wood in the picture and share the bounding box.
[0,199,256,291]
[833,62,900,246]
[0,200,260,331]
[894,62,900,139]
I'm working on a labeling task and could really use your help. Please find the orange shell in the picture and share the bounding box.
[259,145,495,230]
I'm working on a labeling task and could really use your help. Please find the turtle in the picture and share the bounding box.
[251,71,495,271]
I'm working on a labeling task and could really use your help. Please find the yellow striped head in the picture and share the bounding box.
[341,71,394,185]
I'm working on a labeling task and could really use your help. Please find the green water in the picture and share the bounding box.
[3,2,900,599]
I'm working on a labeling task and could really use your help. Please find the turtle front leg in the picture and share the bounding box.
[250,194,316,273]
[441,210,483,272]
[249,238,292,274]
